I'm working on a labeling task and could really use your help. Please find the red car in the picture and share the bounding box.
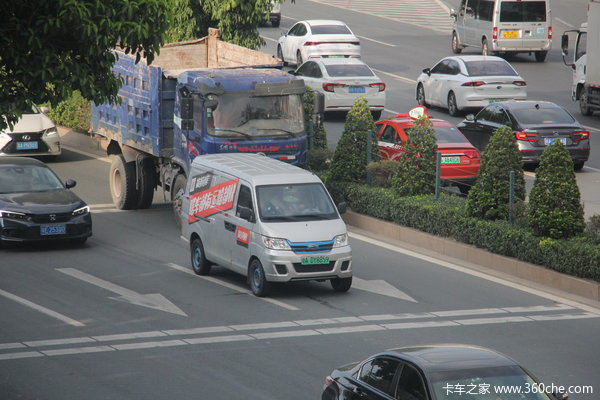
[376,106,480,193]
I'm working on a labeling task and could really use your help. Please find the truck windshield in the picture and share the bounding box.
[256,183,338,222]
[206,93,304,138]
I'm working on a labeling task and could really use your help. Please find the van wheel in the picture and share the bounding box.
[534,51,547,62]
[579,90,593,116]
[481,38,496,56]
[574,162,585,171]
[249,259,271,297]
[331,277,352,292]
[171,173,187,228]
[191,238,211,275]
[451,31,462,54]
[136,158,155,209]
[109,154,138,210]
[447,92,459,116]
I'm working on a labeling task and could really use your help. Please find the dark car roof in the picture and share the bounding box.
[492,100,561,111]
[375,344,518,373]
[0,157,46,167]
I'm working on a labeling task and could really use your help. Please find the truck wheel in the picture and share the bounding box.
[330,277,352,292]
[249,259,271,297]
[580,90,593,116]
[451,31,462,54]
[191,238,211,275]
[136,158,155,209]
[171,173,187,228]
[109,154,138,210]
[534,51,547,62]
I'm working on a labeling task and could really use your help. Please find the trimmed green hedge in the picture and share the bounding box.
[328,182,600,282]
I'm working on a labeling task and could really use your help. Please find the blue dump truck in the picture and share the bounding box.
[91,29,307,221]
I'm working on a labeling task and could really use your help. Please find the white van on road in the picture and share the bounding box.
[181,153,352,297]
[450,0,552,62]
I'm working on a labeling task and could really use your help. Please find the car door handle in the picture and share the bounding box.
[224,221,236,232]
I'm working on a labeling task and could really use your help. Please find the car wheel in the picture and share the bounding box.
[330,277,352,292]
[534,51,547,62]
[296,50,303,66]
[249,259,271,297]
[416,84,427,107]
[580,90,593,116]
[481,38,495,56]
[447,92,459,116]
[574,161,585,171]
[191,237,211,275]
[451,31,462,54]
[171,173,187,228]
[277,44,284,62]
[109,154,138,210]
[371,110,382,120]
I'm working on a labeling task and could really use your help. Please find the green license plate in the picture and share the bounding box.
[301,256,330,265]
[441,156,460,164]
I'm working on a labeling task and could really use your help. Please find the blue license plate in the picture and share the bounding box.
[40,225,66,236]
[544,137,567,146]
[349,86,365,93]
[16,141,38,150]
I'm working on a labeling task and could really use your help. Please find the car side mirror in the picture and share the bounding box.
[450,8,457,18]
[281,31,287,37]
[466,114,475,122]
[288,70,297,75]
[423,68,431,76]
[337,202,347,215]
[65,179,77,189]
[553,391,569,400]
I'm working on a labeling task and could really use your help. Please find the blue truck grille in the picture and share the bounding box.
[288,239,334,254]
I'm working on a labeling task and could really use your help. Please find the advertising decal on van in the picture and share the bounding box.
[236,226,250,247]
[188,173,239,223]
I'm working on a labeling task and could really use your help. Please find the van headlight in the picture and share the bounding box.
[333,233,348,248]
[72,205,90,216]
[43,127,58,137]
[262,236,291,250]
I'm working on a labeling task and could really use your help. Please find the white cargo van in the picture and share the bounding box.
[450,0,552,62]
[181,153,352,297]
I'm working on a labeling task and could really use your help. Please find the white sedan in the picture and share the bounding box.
[277,20,361,66]
[290,58,386,118]
[416,55,527,116]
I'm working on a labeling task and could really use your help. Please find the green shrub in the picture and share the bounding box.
[307,148,334,172]
[313,122,328,150]
[587,214,600,237]
[303,86,328,151]
[528,141,584,239]
[47,91,91,133]
[366,160,398,188]
[467,125,525,220]
[329,97,379,183]
[391,117,437,196]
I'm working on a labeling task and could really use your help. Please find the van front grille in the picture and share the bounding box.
[288,239,334,254]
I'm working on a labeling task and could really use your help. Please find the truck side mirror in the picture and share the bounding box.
[180,97,193,119]
[561,34,569,55]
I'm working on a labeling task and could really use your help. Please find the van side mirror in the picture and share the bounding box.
[337,202,347,215]
[40,106,50,114]
[561,34,569,55]
[238,206,255,223]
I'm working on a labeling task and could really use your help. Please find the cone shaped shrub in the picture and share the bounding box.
[467,125,525,220]
[329,97,379,183]
[528,141,584,238]
[391,116,438,196]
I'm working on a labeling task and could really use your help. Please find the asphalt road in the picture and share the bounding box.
[2,1,600,399]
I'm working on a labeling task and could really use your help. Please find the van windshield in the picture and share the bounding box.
[256,183,338,222]
[500,1,546,22]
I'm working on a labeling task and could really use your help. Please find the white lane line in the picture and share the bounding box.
[356,35,396,47]
[230,321,298,331]
[527,312,599,321]
[431,308,507,317]
[184,335,253,345]
[250,329,321,339]
[555,17,575,29]
[162,326,232,336]
[24,337,96,347]
[455,316,531,325]
[42,346,115,357]
[316,324,386,334]
[582,124,600,133]
[61,145,110,163]
[91,331,167,342]
[166,263,299,311]
[262,36,278,43]
[381,320,459,330]
[0,343,25,350]
[348,231,600,314]
[0,289,85,327]
[372,68,417,85]
[502,304,574,313]
[110,340,187,351]
[0,352,42,360]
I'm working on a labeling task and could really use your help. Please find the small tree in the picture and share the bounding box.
[329,97,379,183]
[528,141,584,238]
[391,117,437,196]
[467,125,525,220]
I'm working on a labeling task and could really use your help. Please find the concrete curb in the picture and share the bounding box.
[343,210,600,303]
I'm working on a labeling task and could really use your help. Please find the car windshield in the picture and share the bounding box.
[464,61,517,77]
[325,64,374,77]
[0,165,64,193]
[310,25,352,35]
[500,1,546,22]
[256,183,338,222]
[511,107,576,125]
[203,93,304,138]
[432,125,469,143]
[430,365,552,400]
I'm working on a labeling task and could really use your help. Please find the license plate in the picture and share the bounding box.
[488,99,504,103]
[544,137,567,146]
[16,141,38,150]
[301,256,330,265]
[441,156,460,164]
[349,86,365,94]
[502,30,519,39]
[40,225,66,236]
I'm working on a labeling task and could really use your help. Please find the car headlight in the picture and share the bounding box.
[0,210,30,221]
[43,127,58,137]
[72,205,90,216]
[333,233,348,248]
[262,236,291,250]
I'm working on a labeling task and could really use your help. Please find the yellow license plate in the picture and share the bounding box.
[502,30,519,39]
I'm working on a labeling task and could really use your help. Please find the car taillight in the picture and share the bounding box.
[464,150,480,159]
[548,26,552,39]
[515,132,538,142]
[369,82,386,92]
[462,81,485,87]
[492,27,498,40]
[573,131,590,141]
[512,80,527,86]
[304,41,319,46]
[323,83,346,92]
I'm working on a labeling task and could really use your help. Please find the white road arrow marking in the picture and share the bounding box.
[57,268,187,316]
[352,277,418,302]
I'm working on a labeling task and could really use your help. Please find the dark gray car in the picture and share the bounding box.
[458,100,590,170]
